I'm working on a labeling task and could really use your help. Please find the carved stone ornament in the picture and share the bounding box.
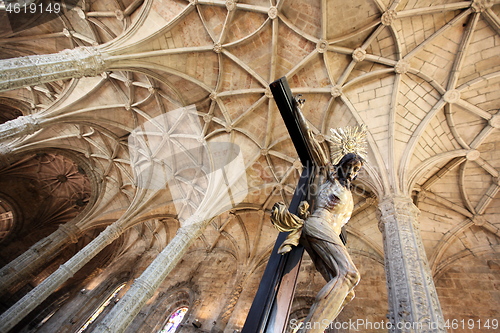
[316,40,328,53]
[330,84,343,98]
[443,89,461,104]
[226,0,236,12]
[314,133,325,143]
[293,159,302,170]
[69,46,107,77]
[203,114,213,123]
[466,149,480,161]
[0,46,106,92]
[94,221,209,333]
[115,9,125,21]
[268,6,278,20]
[265,86,273,98]
[63,28,72,38]
[381,10,397,26]
[471,0,494,12]
[394,59,410,74]
[472,215,487,226]
[213,43,223,54]
[352,48,366,62]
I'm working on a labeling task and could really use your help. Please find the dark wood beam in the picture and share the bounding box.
[241,77,313,333]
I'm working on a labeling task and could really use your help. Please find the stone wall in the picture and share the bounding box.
[436,254,500,333]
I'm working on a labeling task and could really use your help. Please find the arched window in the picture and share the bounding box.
[158,306,188,333]
[76,283,125,333]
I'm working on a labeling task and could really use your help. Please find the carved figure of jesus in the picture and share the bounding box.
[270,97,365,333]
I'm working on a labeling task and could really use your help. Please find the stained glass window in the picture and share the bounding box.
[159,306,188,333]
[76,284,125,333]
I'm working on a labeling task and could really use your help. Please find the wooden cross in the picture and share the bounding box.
[241,77,316,333]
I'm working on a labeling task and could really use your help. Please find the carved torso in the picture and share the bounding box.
[309,177,354,235]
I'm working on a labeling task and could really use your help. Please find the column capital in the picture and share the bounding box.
[57,223,82,244]
[65,46,107,77]
[104,222,125,241]
[377,196,420,232]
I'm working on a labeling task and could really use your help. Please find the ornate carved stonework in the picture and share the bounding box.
[316,40,328,53]
[443,89,461,104]
[0,46,106,92]
[381,10,397,26]
[352,48,367,62]
[268,6,278,20]
[0,115,40,140]
[330,85,343,97]
[378,197,446,333]
[471,0,494,12]
[213,43,223,54]
[395,60,410,74]
[226,0,236,12]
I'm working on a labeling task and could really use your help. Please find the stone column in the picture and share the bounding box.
[0,46,106,92]
[0,223,81,297]
[211,273,247,333]
[0,114,43,141]
[93,217,209,333]
[0,143,13,168]
[0,222,123,333]
[378,196,446,333]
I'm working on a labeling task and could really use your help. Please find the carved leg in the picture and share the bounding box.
[298,239,359,333]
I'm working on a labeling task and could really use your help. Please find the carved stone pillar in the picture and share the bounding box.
[0,143,13,168]
[93,218,209,333]
[0,114,42,141]
[0,46,106,92]
[0,222,123,333]
[0,223,82,297]
[378,197,446,333]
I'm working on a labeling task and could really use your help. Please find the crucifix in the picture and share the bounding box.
[241,77,366,333]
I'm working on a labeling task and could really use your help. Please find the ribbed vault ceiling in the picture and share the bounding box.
[0,0,499,282]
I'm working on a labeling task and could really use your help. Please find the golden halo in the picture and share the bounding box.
[329,124,368,165]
